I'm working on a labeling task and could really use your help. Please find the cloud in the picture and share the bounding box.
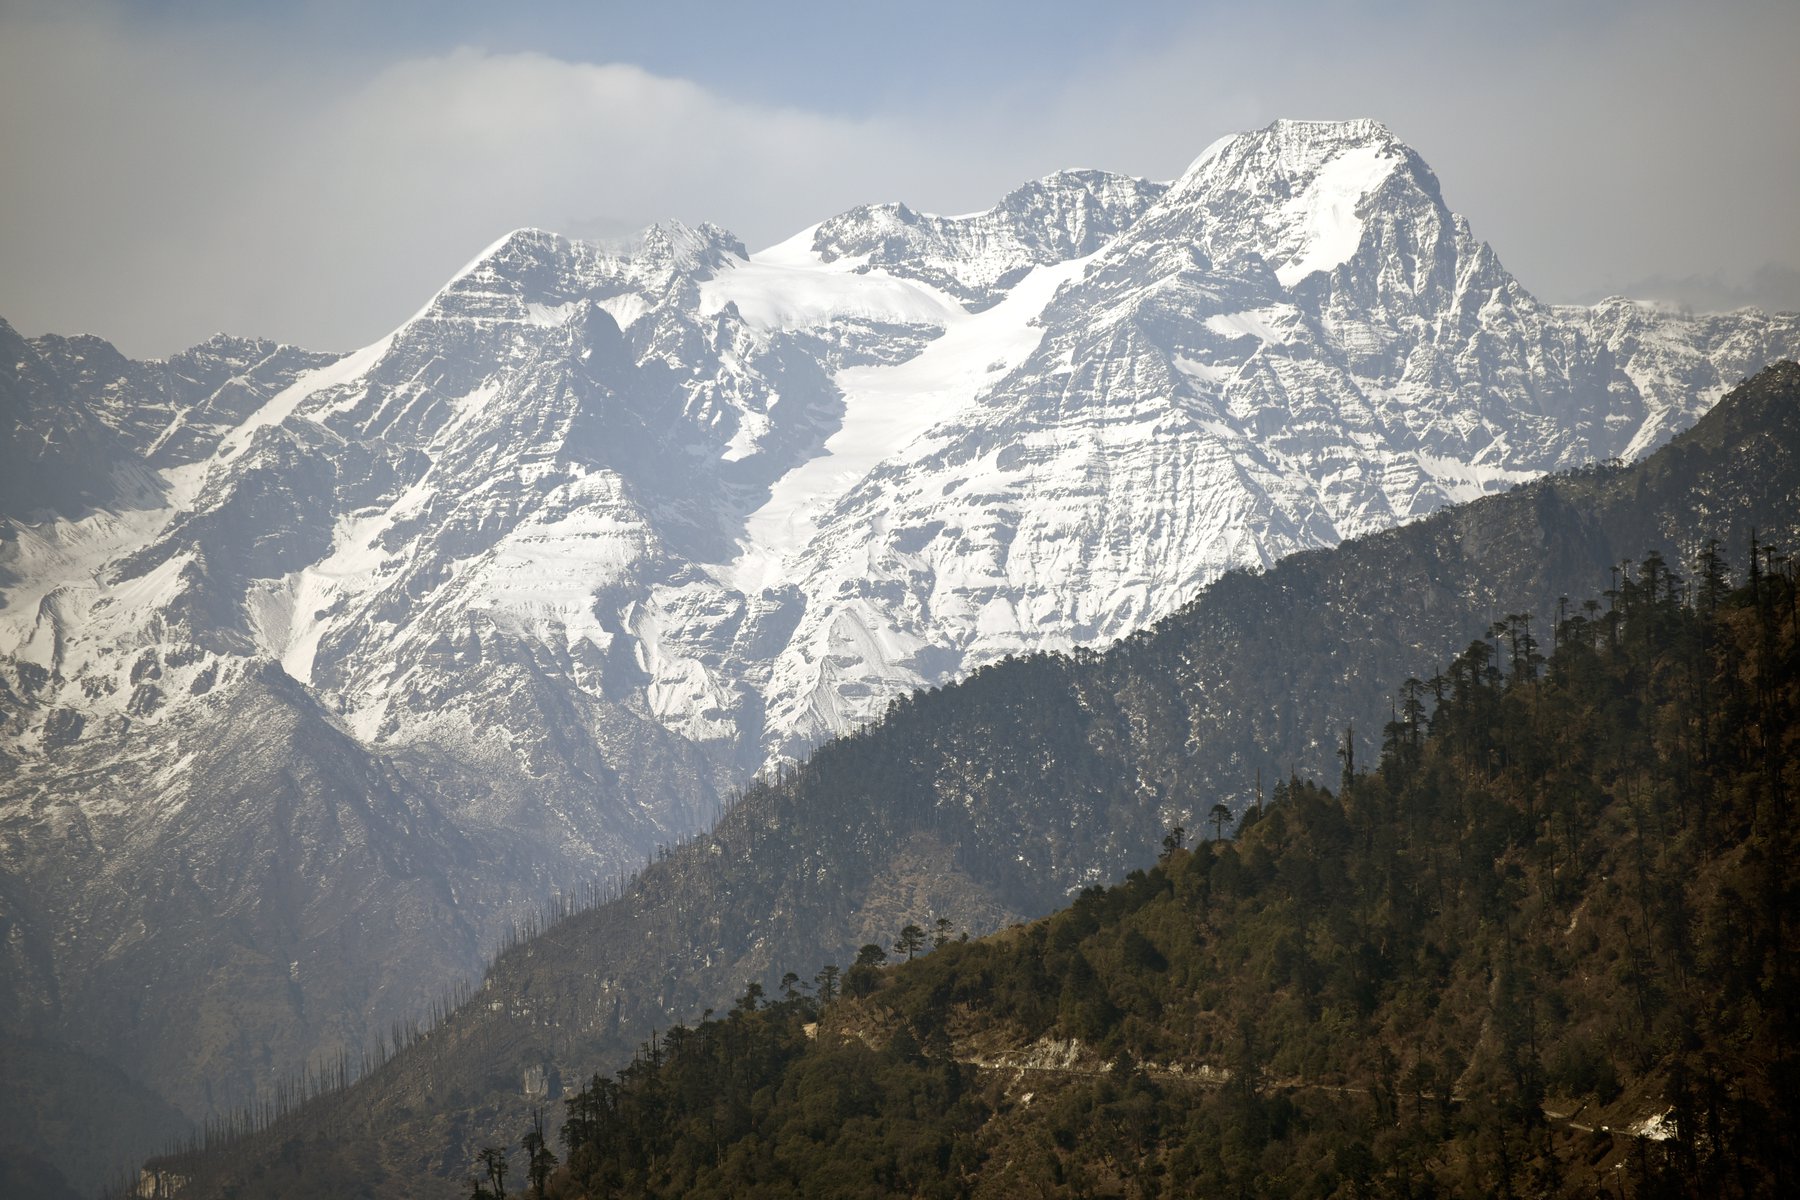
[1570,263,1800,315]
[0,13,965,355]
[2,0,1796,357]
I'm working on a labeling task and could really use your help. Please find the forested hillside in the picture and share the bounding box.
[508,552,1800,1197]
[145,363,1800,1198]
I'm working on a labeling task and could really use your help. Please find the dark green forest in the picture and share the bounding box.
[505,549,1797,1199]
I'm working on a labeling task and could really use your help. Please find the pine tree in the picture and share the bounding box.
[814,963,840,1003]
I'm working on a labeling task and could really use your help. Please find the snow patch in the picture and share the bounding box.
[1274,143,1400,286]
[440,379,502,441]
[525,301,581,327]
[1412,449,1541,504]
[463,476,650,654]
[216,334,394,461]
[0,506,175,659]
[1173,355,1235,384]
[594,293,649,331]
[1205,306,1297,344]
[722,409,773,463]
[159,459,215,513]
[723,253,1093,592]
[275,504,408,685]
[698,229,966,333]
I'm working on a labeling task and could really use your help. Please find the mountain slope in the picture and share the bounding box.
[748,120,1799,756]
[499,561,1800,1198]
[149,362,1800,1197]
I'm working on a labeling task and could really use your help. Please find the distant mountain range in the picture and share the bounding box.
[2,118,1798,1193]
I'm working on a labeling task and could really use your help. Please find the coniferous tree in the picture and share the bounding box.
[1208,803,1232,842]
[477,1146,506,1200]
[814,963,840,1003]
[521,1108,556,1200]
[1161,825,1186,857]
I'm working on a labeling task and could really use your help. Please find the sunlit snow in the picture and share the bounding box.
[697,226,966,332]
[217,333,395,457]
[722,251,1093,593]
[1273,143,1401,286]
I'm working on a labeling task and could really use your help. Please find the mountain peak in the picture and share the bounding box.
[1153,117,1435,287]
[1178,117,1406,188]
[803,168,1165,308]
[406,226,577,323]
[458,226,568,278]
[629,219,748,276]
[1267,115,1396,140]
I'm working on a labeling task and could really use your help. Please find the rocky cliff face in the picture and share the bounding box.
[745,119,1798,755]
[1,118,1796,1157]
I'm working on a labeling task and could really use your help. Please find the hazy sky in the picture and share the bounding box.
[2,0,1796,358]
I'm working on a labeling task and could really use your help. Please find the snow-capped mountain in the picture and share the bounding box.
[2,119,1796,1132]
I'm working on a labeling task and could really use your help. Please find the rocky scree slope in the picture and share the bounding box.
[152,363,1800,1198]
